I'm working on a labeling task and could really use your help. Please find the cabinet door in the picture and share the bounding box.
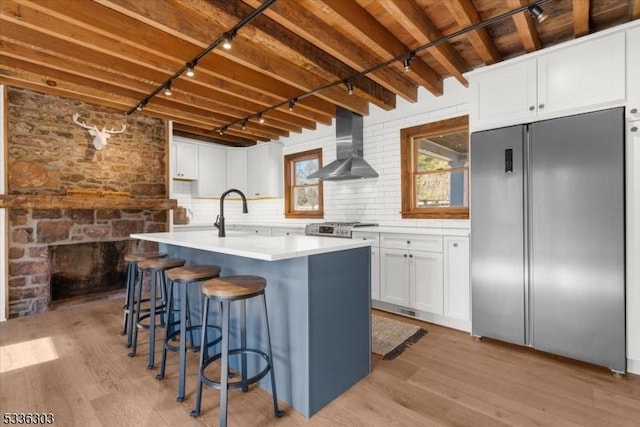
[191,144,226,197]
[443,236,470,321]
[371,246,380,301]
[247,143,283,198]
[173,140,199,180]
[537,32,625,117]
[380,248,410,306]
[470,59,537,130]
[226,148,247,197]
[627,26,640,121]
[410,251,443,315]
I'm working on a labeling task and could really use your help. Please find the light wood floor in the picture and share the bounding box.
[1,298,639,427]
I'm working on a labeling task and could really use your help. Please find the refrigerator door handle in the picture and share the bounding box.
[505,149,514,173]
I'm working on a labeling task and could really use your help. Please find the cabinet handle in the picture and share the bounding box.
[406,240,410,244]
[538,104,545,109]
[632,127,638,133]
[404,254,407,258]
[529,106,535,111]
[453,243,458,248]
[631,108,638,114]
[409,254,413,258]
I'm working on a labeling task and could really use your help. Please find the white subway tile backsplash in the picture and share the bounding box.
[172,77,469,229]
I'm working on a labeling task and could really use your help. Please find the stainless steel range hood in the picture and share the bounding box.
[307,107,378,181]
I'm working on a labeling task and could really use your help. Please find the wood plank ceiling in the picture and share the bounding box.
[1,0,638,146]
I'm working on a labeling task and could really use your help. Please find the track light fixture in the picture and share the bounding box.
[241,119,248,130]
[186,62,195,77]
[136,101,146,112]
[219,126,227,135]
[345,80,354,95]
[258,113,265,124]
[288,98,297,112]
[164,82,172,96]
[528,5,547,23]
[222,32,234,50]
[403,52,415,72]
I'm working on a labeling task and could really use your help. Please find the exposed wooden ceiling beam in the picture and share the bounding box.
[507,0,542,53]
[444,0,501,65]
[374,0,469,86]
[314,0,443,97]
[631,0,640,20]
[94,0,372,116]
[242,0,417,104]
[573,0,590,37]
[5,0,327,133]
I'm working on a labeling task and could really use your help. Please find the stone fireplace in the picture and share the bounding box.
[3,87,174,318]
[8,208,167,316]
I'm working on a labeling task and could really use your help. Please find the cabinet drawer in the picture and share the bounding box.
[380,234,442,252]
[351,231,379,246]
[237,225,272,236]
[271,227,305,236]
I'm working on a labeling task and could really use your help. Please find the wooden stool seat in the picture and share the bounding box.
[202,276,266,299]
[124,251,166,262]
[167,265,222,282]
[138,257,186,270]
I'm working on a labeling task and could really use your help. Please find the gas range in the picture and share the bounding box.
[304,221,378,238]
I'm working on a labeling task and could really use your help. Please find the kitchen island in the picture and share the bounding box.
[130,230,372,418]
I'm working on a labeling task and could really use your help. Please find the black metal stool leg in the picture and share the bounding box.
[128,268,145,357]
[156,280,174,381]
[147,269,158,369]
[262,293,284,418]
[240,300,248,393]
[126,264,140,348]
[219,300,230,427]
[190,296,210,418]
[177,280,188,402]
[122,261,135,336]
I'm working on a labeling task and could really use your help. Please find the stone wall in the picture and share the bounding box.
[7,87,167,196]
[4,87,170,318]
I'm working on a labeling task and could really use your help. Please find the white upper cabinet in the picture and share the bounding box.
[470,59,537,129]
[470,31,626,131]
[191,144,226,197]
[247,142,283,198]
[172,138,199,180]
[627,25,640,121]
[226,148,248,197]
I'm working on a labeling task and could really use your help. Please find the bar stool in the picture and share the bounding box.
[122,251,167,348]
[129,257,186,369]
[190,275,283,426]
[156,264,222,402]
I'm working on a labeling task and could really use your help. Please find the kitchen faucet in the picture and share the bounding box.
[215,188,248,237]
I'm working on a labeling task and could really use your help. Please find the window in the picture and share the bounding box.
[284,148,323,219]
[400,116,469,219]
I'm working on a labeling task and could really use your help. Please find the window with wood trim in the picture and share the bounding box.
[284,148,323,219]
[400,116,469,219]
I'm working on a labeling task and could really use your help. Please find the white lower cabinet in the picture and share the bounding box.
[380,247,443,315]
[377,231,470,331]
[380,248,410,306]
[443,236,470,322]
[411,250,443,315]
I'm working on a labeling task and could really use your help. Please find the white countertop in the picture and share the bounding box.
[130,231,371,261]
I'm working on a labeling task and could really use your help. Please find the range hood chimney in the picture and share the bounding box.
[307,107,378,181]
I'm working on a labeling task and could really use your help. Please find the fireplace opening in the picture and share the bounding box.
[49,241,129,302]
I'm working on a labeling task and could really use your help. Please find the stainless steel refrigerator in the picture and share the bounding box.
[470,107,626,373]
